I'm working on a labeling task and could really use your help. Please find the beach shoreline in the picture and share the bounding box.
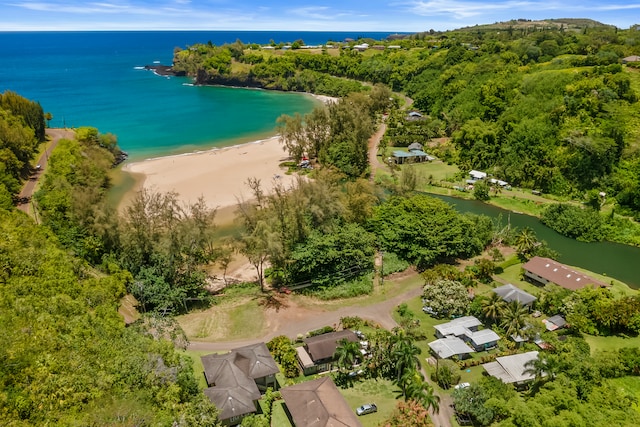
[117,93,335,218]
[122,135,298,215]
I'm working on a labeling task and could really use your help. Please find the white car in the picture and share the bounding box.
[356,403,377,416]
[454,382,470,390]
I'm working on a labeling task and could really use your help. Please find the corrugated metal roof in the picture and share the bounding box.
[523,257,608,290]
[428,336,475,359]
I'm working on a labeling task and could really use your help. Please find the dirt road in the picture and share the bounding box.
[188,284,423,352]
[17,128,74,215]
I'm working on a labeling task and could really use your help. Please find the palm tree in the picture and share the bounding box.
[515,227,538,260]
[335,338,361,372]
[500,300,529,338]
[391,335,421,382]
[402,373,440,414]
[482,292,506,325]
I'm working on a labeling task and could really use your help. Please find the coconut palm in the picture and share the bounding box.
[334,338,361,372]
[482,292,506,325]
[515,227,538,260]
[500,300,529,338]
[391,335,421,382]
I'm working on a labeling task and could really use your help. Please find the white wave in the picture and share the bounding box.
[133,66,145,70]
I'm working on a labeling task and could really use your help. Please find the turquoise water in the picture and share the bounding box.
[0,31,398,160]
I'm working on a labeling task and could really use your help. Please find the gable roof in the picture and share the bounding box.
[493,283,537,306]
[304,330,358,362]
[522,257,608,291]
[543,314,567,331]
[483,351,539,384]
[428,336,476,359]
[434,316,482,337]
[408,142,423,151]
[281,377,363,427]
[467,328,501,346]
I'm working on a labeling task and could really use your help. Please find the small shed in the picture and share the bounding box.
[622,55,640,63]
[543,315,567,331]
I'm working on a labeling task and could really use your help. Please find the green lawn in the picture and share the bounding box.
[339,378,399,427]
[270,400,294,427]
[583,334,640,354]
[609,376,640,414]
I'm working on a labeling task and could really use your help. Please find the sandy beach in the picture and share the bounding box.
[123,135,297,213]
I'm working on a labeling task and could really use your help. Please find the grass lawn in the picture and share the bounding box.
[583,333,640,354]
[270,400,293,427]
[609,376,640,414]
[178,297,265,342]
[339,378,398,427]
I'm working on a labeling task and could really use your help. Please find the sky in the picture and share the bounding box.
[1,0,640,32]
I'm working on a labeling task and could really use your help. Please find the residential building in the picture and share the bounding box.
[434,316,500,351]
[483,351,540,385]
[296,330,358,375]
[428,336,476,359]
[543,315,567,331]
[522,256,609,291]
[434,316,482,338]
[281,377,363,427]
[201,343,280,426]
[493,283,537,307]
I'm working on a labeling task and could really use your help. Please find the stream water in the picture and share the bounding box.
[431,194,640,289]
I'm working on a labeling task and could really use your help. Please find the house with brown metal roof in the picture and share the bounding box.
[281,377,363,427]
[201,342,280,426]
[522,256,609,291]
[297,330,359,375]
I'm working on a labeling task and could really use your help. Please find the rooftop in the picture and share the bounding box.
[493,283,537,306]
[281,377,363,427]
[467,328,501,346]
[523,257,609,291]
[304,330,358,362]
[434,316,482,337]
[483,351,539,384]
[428,336,476,359]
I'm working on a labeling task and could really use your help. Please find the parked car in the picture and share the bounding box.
[356,403,377,416]
[355,330,366,340]
[454,382,470,389]
[422,306,438,316]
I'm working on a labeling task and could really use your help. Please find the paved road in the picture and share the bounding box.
[17,128,74,215]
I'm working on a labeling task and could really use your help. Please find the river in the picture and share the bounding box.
[431,194,640,289]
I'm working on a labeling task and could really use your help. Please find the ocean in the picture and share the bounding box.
[0,31,400,161]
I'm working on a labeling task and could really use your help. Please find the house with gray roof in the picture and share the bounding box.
[434,316,500,351]
[434,316,482,338]
[466,328,501,351]
[281,377,363,427]
[493,283,537,307]
[428,336,476,359]
[483,351,540,385]
[201,342,280,426]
